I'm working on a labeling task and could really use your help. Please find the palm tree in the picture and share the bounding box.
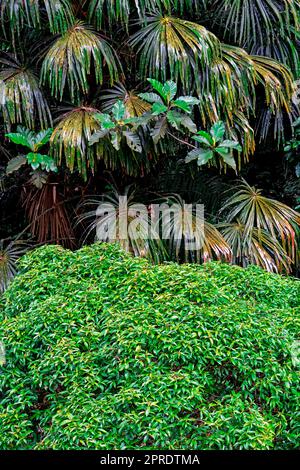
[0,0,299,276]
[1,1,298,175]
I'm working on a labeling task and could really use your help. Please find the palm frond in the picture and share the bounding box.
[129,14,221,93]
[77,186,167,262]
[214,0,299,70]
[0,55,52,130]
[41,21,121,101]
[200,44,294,153]
[87,0,130,29]
[0,239,29,292]
[50,107,102,180]
[159,194,232,263]
[0,0,74,35]
[219,221,292,273]
[221,180,300,261]
[43,0,75,34]
[251,55,294,114]
[50,106,152,179]
[99,83,151,116]
[88,0,205,29]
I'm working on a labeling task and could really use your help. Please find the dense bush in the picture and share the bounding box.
[0,243,299,450]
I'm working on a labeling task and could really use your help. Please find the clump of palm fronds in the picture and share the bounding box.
[41,21,121,101]
[0,240,29,293]
[220,180,300,273]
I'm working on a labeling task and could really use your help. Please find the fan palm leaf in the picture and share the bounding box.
[99,83,151,116]
[159,194,232,263]
[77,186,167,262]
[87,0,205,29]
[219,221,292,273]
[50,107,102,180]
[50,106,151,180]
[214,0,299,70]
[0,54,51,129]
[41,21,121,101]
[221,180,300,260]
[129,14,221,93]
[201,44,294,152]
[0,239,29,292]
[0,0,75,35]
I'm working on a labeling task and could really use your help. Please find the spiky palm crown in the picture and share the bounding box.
[0,0,299,178]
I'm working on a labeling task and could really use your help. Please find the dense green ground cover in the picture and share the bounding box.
[0,243,299,449]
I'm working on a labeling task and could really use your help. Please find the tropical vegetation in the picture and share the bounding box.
[0,0,300,452]
[0,244,299,449]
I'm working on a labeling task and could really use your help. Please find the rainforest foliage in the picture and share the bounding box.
[0,243,299,449]
[0,1,300,284]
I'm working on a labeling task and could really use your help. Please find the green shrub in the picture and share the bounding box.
[0,243,299,450]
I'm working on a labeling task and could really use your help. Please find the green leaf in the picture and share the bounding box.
[95,113,115,129]
[111,131,121,150]
[185,149,199,163]
[112,100,126,121]
[26,152,41,170]
[89,129,111,146]
[123,131,142,153]
[215,147,231,157]
[26,153,57,172]
[180,116,197,133]
[192,131,214,146]
[166,110,183,129]
[176,96,200,106]
[221,153,237,170]
[5,132,33,150]
[196,149,214,166]
[218,140,242,151]
[172,100,192,113]
[215,146,236,170]
[151,102,168,116]
[138,93,163,104]
[147,78,167,101]
[210,121,226,142]
[185,148,214,165]
[151,117,167,144]
[163,80,177,102]
[6,155,27,175]
[33,128,53,149]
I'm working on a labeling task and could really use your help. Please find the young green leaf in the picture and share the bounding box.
[5,132,33,150]
[192,131,214,146]
[151,102,168,115]
[112,101,126,121]
[163,80,177,102]
[138,93,163,104]
[147,78,167,101]
[172,100,192,113]
[210,121,226,142]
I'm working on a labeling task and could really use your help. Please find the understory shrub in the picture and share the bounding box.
[0,243,299,449]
